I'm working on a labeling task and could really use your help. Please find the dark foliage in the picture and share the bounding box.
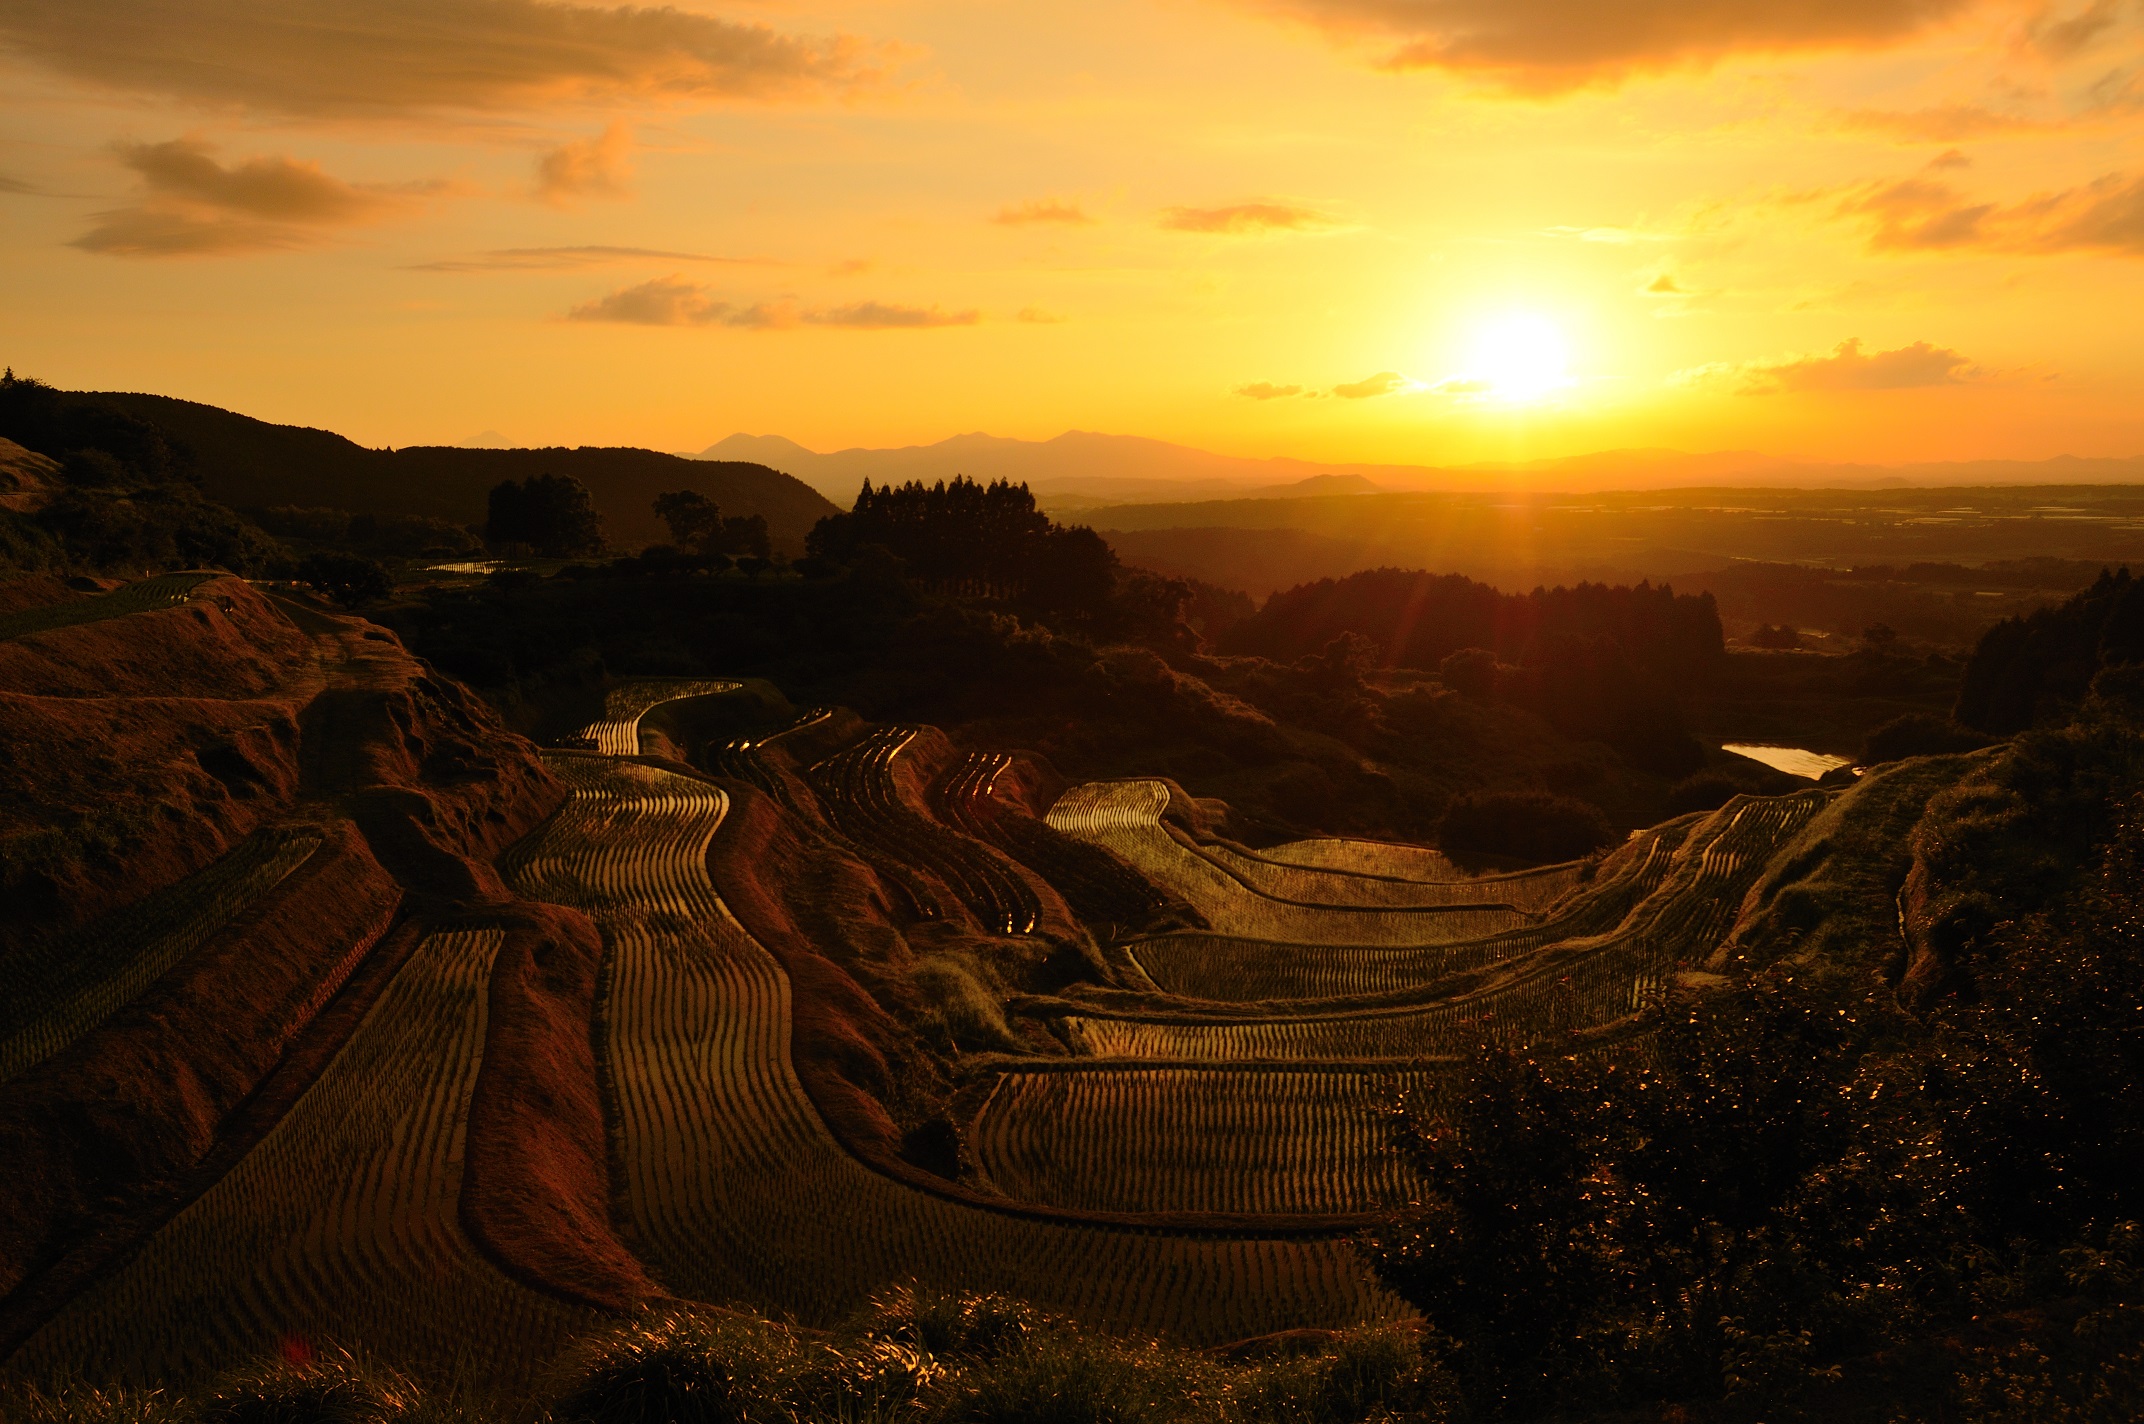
[1863,712,1995,765]
[1223,567,1724,679]
[1664,771,1739,814]
[1749,623,1802,649]
[485,474,606,557]
[254,506,482,561]
[296,553,393,608]
[1956,567,2144,734]
[1437,790,1612,863]
[1373,761,2144,1420]
[806,477,1117,617]
[197,1352,422,1424]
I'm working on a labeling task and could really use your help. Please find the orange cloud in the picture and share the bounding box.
[71,138,417,256]
[1331,371,1415,398]
[0,0,874,116]
[1236,382,1305,399]
[1681,337,1979,392]
[1839,170,2144,254]
[1160,200,1337,234]
[1245,0,1975,89]
[567,278,978,329]
[537,124,633,204]
[1839,104,2046,143]
[994,199,1095,226]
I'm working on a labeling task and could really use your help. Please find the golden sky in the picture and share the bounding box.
[3,0,2141,468]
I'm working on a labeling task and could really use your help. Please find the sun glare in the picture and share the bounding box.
[1467,313,1573,403]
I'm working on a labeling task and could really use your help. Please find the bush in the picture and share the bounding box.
[297,553,392,608]
[860,1285,1057,1362]
[1864,712,1994,765]
[555,1312,791,1424]
[1437,647,1500,699]
[0,1382,186,1424]
[1748,623,1801,649]
[1665,772,1738,815]
[1439,790,1613,863]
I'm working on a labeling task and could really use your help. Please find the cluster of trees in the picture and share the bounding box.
[805,477,1118,618]
[1437,789,1613,863]
[1955,566,2144,733]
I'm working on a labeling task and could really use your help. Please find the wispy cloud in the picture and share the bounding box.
[71,137,426,257]
[1236,0,1976,91]
[1235,382,1304,399]
[1678,337,1980,393]
[0,0,878,116]
[1160,200,1338,235]
[536,123,632,204]
[566,277,978,329]
[412,245,770,273]
[1839,104,2047,143]
[994,198,1095,227]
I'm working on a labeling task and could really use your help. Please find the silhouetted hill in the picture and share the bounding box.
[88,393,838,553]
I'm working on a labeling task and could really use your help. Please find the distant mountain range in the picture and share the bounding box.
[693,430,2144,509]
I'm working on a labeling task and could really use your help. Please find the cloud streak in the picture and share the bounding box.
[71,138,421,256]
[1241,0,1974,89]
[411,245,770,273]
[1235,382,1304,399]
[1160,200,1338,234]
[566,277,978,329]
[994,198,1095,226]
[0,0,874,116]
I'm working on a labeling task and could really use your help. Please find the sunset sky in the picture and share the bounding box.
[3,0,2141,468]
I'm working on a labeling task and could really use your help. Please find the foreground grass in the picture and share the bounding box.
[0,1292,1453,1424]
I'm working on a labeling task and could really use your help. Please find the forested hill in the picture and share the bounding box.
[67,391,839,552]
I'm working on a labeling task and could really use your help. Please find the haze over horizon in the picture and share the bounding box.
[5,1,2143,471]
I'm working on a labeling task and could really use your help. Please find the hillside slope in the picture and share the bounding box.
[82,392,839,553]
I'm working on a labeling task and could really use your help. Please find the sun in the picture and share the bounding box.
[1466,313,1573,403]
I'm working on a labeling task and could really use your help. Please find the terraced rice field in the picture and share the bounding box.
[969,790,1831,1216]
[503,755,1406,1342]
[1257,838,1466,880]
[1046,781,1535,945]
[14,929,595,1389]
[0,829,321,1082]
[970,1066,1446,1215]
[0,571,215,641]
[1195,840,1583,911]
[570,678,743,757]
[1118,819,1691,1003]
[810,728,1042,934]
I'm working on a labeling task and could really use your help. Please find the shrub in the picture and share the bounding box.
[1436,647,1500,699]
[555,1312,795,1424]
[859,1286,1057,1362]
[1665,772,1738,815]
[297,553,392,608]
[1748,623,1801,649]
[1438,790,1612,863]
[940,1332,1189,1424]
[1863,712,1994,765]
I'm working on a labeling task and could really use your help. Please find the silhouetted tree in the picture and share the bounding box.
[1956,567,2144,733]
[485,474,604,557]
